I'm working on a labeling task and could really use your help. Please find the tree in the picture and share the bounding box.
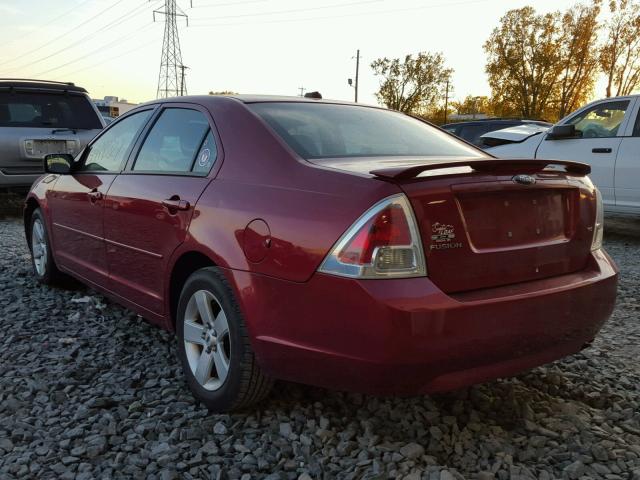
[208,91,238,95]
[485,4,605,121]
[371,52,452,115]
[600,0,640,97]
[556,2,601,117]
[451,95,491,116]
[485,7,563,120]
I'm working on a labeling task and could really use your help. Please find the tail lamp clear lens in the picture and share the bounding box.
[318,194,427,279]
[591,187,604,251]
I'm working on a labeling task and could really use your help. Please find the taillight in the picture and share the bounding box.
[318,194,426,279]
[591,186,604,251]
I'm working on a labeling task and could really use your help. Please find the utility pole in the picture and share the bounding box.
[154,0,190,99]
[298,87,306,97]
[443,80,450,124]
[179,65,189,96]
[354,49,360,102]
[348,50,361,102]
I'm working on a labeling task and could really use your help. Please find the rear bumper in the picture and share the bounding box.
[230,249,618,395]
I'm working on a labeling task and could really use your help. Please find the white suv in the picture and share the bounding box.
[485,95,640,215]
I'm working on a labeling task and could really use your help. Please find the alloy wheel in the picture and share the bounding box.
[183,290,231,391]
[32,218,47,277]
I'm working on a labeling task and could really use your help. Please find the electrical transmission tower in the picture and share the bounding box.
[154,0,190,98]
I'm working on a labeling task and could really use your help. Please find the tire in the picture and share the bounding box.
[176,267,273,412]
[29,208,64,285]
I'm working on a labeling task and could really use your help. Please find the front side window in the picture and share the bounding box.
[133,108,210,173]
[249,103,485,160]
[566,101,630,138]
[0,91,103,129]
[81,110,152,172]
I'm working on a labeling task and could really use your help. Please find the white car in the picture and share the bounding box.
[484,95,640,215]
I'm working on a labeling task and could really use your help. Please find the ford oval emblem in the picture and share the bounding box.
[513,174,536,185]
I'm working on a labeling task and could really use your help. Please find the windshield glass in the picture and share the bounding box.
[0,91,102,129]
[249,102,485,159]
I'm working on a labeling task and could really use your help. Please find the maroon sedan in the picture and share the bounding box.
[25,96,618,412]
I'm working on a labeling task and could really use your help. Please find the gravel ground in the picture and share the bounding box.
[0,191,27,219]
[0,218,639,480]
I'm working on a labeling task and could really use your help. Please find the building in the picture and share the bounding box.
[93,96,137,119]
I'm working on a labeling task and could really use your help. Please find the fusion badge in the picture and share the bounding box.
[430,222,463,250]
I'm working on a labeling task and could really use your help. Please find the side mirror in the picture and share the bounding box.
[547,124,578,140]
[44,153,74,174]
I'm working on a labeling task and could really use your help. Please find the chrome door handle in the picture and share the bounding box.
[162,198,190,211]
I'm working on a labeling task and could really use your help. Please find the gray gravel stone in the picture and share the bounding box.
[1,217,640,479]
[400,442,425,460]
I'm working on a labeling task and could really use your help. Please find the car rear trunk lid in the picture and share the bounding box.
[367,158,596,293]
[310,157,595,293]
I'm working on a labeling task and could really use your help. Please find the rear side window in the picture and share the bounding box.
[0,91,102,129]
[249,103,484,159]
[133,108,211,173]
[81,110,152,172]
[192,131,217,174]
[634,110,640,137]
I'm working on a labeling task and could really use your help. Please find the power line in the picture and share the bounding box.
[191,0,494,28]
[191,0,268,8]
[34,22,157,77]
[192,0,383,22]
[5,1,158,75]
[51,38,158,80]
[0,0,130,68]
[0,0,95,50]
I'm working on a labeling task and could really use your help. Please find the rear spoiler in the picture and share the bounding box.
[370,159,591,180]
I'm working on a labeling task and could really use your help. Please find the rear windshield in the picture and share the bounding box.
[0,91,102,129]
[249,102,485,159]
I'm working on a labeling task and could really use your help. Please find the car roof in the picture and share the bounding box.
[0,78,88,93]
[223,94,359,105]
[136,94,368,109]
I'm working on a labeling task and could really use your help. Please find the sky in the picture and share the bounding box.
[0,0,602,106]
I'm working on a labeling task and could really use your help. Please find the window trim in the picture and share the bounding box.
[632,103,640,137]
[122,103,222,177]
[75,106,157,174]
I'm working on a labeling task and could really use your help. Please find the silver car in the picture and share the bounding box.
[0,79,104,187]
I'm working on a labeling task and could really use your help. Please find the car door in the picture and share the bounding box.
[49,109,153,284]
[104,105,219,315]
[536,99,635,207]
[614,100,640,210]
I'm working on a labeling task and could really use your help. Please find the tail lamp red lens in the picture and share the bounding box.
[337,205,411,265]
[318,194,427,279]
